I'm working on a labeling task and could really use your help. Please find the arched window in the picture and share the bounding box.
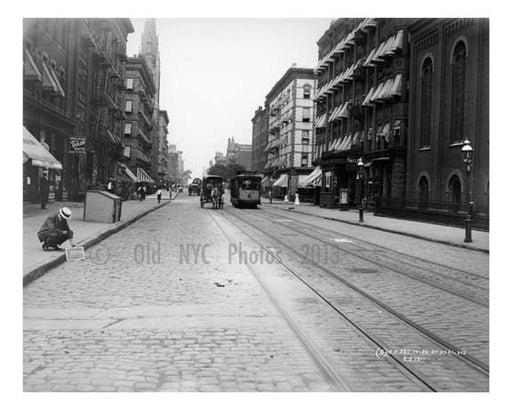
[448,175,462,203]
[451,41,467,143]
[418,176,429,203]
[420,58,433,147]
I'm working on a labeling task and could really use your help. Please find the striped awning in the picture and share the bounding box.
[118,162,137,182]
[300,166,322,187]
[272,173,289,188]
[137,167,154,183]
[23,127,62,169]
[24,49,41,82]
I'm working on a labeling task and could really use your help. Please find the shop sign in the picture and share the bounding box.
[69,137,86,154]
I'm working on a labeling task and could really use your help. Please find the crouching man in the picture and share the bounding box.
[37,207,75,251]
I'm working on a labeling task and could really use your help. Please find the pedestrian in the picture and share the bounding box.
[156,188,162,204]
[37,207,75,251]
[40,174,49,209]
[268,187,272,204]
[107,179,113,193]
[142,185,146,200]
[137,185,143,201]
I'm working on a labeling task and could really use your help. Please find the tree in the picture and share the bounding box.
[182,169,192,185]
[207,162,246,180]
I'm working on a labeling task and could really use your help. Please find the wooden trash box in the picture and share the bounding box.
[84,190,122,223]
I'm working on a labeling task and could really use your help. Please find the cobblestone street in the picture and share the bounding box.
[23,196,333,392]
[23,195,489,392]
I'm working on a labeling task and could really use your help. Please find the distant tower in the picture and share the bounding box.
[140,18,163,179]
[140,18,160,109]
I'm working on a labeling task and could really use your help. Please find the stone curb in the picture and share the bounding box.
[275,206,489,254]
[23,201,171,287]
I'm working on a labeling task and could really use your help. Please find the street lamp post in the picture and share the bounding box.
[357,158,364,223]
[461,139,473,243]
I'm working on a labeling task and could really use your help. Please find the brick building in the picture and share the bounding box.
[251,106,268,174]
[122,57,156,184]
[405,18,489,220]
[23,18,133,202]
[313,18,409,207]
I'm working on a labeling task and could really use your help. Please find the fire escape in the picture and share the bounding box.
[90,27,125,181]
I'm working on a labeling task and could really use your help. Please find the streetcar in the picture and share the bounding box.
[200,175,224,209]
[230,174,262,208]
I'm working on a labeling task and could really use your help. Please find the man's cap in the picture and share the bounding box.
[59,207,72,220]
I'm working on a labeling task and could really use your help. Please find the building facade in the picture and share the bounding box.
[264,66,316,197]
[23,18,133,202]
[226,137,252,171]
[139,19,164,181]
[251,106,268,174]
[314,18,409,207]
[122,57,156,184]
[157,109,170,182]
[406,18,489,218]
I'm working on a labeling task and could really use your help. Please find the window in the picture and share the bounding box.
[418,176,429,203]
[302,107,310,122]
[450,41,466,143]
[126,78,134,90]
[124,122,132,135]
[303,85,312,99]
[125,100,133,112]
[448,175,462,203]
[301,154,308,167]
[302,130,310,145]
[420,58,433,147]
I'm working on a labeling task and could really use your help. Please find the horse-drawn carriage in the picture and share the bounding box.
[200,175,224,209]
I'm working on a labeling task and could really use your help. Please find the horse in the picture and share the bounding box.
[211,186,220,209]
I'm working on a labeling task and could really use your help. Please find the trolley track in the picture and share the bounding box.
[247,207,488,306]
[207,210,434,391]
[220,206,489,382]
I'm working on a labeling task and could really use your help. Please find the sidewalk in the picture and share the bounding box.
[260,198,489,253]
[23,196,174,285]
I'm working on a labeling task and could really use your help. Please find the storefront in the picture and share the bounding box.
[23,126,62,203]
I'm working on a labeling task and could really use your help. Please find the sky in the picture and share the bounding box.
[126,18,332,178]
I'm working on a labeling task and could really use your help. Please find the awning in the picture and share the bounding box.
[24,49,41,82]
[315,113,327,128]
[333,138,344,151]
[300,166,322,187]
[389,74,403,97]
[23,127,62,169]
[370,82,385,103]
[337,102,349,119]
[363,48,376,67]
[372,41,386,63]
[118,162,137,182]
[382,35,397,57]
[261,176,270,187]
[391,30,404,53]
[378,78,395,100]
[137,167,154,183]
[41,61,65,97]
[362,87,375,107]
[272,173,289,188]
